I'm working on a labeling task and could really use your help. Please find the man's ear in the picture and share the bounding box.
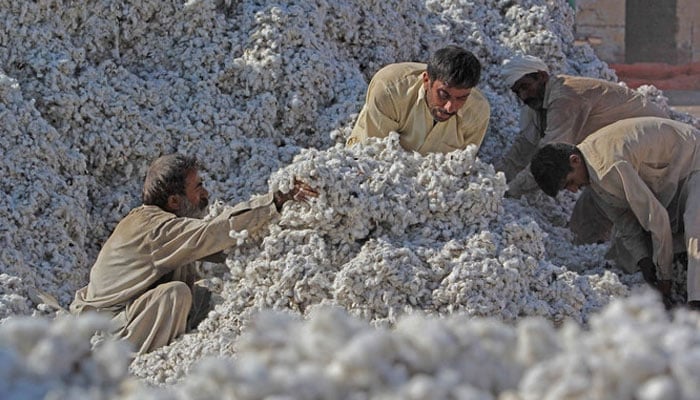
[569,153,581,167]
[165,195,180,213]
[422,71,431,86]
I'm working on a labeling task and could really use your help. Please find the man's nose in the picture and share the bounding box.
[445,101,458,113]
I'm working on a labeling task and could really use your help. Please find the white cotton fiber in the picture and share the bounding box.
[2,0,700,398]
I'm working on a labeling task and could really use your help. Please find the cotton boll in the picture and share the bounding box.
[515,317,560,367]
[670,348,700,399]
[328,330,398,389]
[393,315,460,372]
[636,376,679,400]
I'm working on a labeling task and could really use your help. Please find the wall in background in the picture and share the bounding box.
[574,0,700,64]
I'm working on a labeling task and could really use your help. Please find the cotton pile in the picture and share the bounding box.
[128,134,631,383]
[1,0,699,397]
[4,292,700,399]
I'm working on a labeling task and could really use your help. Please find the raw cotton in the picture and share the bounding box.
[1,0,699,397]
[4,292,700,399]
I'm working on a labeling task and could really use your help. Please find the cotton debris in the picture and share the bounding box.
[1,0,699,397]
[4,292,700,399]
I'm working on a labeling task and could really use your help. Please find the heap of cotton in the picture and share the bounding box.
[4,292,699,399]
[518,291,700,400]
[0,313,139,399]
[92,292,698,399]
[0,0,675,317]
[1,0,699,395]
[129,134,627,383]
[166,292,700,400]
[0,71,90,312]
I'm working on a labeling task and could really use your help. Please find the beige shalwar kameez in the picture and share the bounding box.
[70,193,278,353]
[497,75,668,243]
[347,62,491,155]
[577,117,700,300]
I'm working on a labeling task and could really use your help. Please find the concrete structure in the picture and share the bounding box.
[575,0,700,64]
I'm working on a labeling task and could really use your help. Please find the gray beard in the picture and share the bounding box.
[174,197,207,219]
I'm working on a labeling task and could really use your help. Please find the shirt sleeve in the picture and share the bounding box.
[150,193,278,272]
[459,90,490,149]
[348,83,401,145]
[506,168,541,197]
[541,96,592,146]
[605,162,674,279]
[497,108,541,181]
[598,199,652,266]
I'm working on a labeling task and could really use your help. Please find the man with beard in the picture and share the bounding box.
[70,153,317,354]
[346,45,490,155]
[496,55,668,244]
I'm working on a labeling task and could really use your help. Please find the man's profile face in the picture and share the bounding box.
[175,169,209,218]
[422,73,471,122]
[511,72,547,110]
[560,154,590,193]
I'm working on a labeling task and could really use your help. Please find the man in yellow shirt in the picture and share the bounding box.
[347,45,490,155]
[71,154,317,353]
[498,55,668,244]
[530,117,700,309]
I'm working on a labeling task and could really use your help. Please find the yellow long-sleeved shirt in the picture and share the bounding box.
[70,193,278,314]
[578,117,700,280]
[347,62,490,155]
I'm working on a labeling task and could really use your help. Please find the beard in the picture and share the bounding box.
[174,196,208,218]
[430,107,455,122]
[524,96,544,110]
[523,85,546,110]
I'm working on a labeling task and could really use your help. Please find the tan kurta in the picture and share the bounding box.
[577,117,700,292]
[71,193,278,352]
[347,62,491,155]
[499,75,668,196]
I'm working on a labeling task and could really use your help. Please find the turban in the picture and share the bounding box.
[501,55,549,87]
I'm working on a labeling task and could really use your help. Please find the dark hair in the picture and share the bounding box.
[523,71,541,81]
[142,154,202,208]
[530,143,579,197]
[426,45,481,88]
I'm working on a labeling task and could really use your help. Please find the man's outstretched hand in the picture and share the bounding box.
[274,180,319,211]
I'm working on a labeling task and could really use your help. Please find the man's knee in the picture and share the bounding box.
[159,281,192,309]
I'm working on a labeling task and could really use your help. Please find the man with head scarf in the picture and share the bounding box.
[70,153,318,354]
[530,117,700,309]
[496,54,669,244]
[347,45,490,155]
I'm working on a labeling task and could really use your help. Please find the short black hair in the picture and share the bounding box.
[142,154,202,208]
[426,45,481,88]
[530,143,580,197]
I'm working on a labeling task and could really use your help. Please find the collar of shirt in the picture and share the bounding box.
[417,83,427,108]
[541,76,556,111]
[417,83,440,125]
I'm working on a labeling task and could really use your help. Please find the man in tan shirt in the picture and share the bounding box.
[347,45,490,155]
[497,55,669,244]
[70,154,317,353]
[530,117,700,309]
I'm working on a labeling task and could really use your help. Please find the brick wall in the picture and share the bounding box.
[574,0,700,64]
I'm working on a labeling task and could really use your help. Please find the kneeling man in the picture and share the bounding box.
[530,117,700,308]
[71,154,317,353]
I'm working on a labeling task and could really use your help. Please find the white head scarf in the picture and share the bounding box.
[501,55,549,87]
